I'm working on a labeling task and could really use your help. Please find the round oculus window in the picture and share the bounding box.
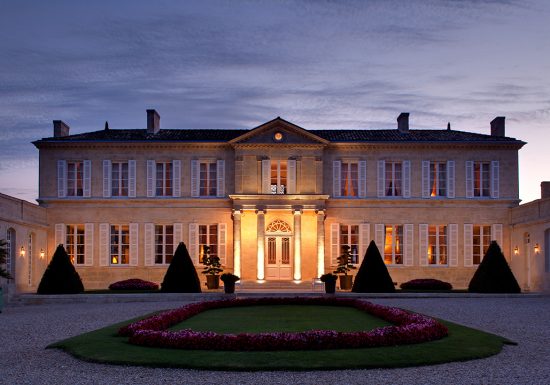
[273,132,284,142]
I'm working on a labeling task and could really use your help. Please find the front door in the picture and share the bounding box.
[266,236,292,280]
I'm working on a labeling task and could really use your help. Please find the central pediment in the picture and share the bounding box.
[229,117,330,146]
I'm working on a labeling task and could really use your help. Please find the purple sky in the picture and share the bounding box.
[1,0,549,203]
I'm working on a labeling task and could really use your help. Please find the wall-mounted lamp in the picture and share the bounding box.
[534,244,540,254]
[514,246,519,255]
[40,249,45,259]
[20,246,26,257]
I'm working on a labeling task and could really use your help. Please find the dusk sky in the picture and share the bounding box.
[1,0,548,203]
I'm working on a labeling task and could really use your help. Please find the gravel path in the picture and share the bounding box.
[1,296,549,385]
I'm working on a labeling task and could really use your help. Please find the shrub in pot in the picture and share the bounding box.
[333,245,356,290]
[201,245,223,289]
[352,240,395,293]
[161,242,201,293]
[320,273,338,294]
[220,273,240,294]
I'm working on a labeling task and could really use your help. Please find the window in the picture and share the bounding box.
[155,225,174,264]
[66,225,85,264]
[270,160,287,194]
[430,162,447,197]
[198,224,218,263]
[5,228,14,277]
[428,225,447,265]
[67,161,84,196]
[384,225,403,264]
[156,162,173,196]
[473,225,491,264]
[199,161,217,196]
[385,162,402,197]
[474,162,490,197]
[111,162,129,197]
[110,225,129,265]
[341,162,358,197]
[339,224,359,264]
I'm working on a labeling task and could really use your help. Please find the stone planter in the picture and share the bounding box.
[224,281,236,294]
[206,275,220,290]
[339,275,353,290]
[324,280,336,294]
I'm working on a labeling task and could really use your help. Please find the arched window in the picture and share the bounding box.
[6,228,16,278]
[266,219,291,233]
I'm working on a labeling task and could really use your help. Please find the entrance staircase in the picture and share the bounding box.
[237,280,324,293]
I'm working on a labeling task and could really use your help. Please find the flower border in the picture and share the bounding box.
[119,297,448,351]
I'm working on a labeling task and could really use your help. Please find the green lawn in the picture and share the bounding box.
[49,305,515,371]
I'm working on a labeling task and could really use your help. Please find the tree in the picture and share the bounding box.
[352,240,395,293]
[468,241,521,293]
[161,242,201,293]
[37,244,84,294]
[0,239,12,279]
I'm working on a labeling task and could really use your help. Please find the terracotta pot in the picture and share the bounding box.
[324,280,336,294]
[339,275,353,290]
[224,281,236,294]
[206,275,220,290]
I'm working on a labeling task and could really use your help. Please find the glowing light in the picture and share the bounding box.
[534,244,540,254]
[514,246,519,255]
[20,246,25,257]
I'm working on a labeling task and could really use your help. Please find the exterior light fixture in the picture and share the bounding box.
[40,249,45,259]
[534,244,540,254]
[513,246,519,255]
[20,246,26,257]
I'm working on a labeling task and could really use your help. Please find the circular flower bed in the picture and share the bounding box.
[119,297,448,351]
[400,279,453,291]
[108,278,159,291]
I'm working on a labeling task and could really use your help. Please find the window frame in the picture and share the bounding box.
[427,225,448,265]
[198,224,218,263]
[110,224,130,265]
[385,161,402,197]
[473,161,491,197]
[155,162,173,197]
[429,161,447,197]
[111,161,129,197]
[66,224,85,265]
[270,160,288,195]
[154,224,174,265]
[340,162,359,197]
[473,225,491,265]
[66,161,84,197]
[199,160,217,197]
[383,224,404,265]
[339,224,360,264]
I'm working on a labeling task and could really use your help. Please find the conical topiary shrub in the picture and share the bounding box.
[37,244,84,294]
[161,242,201,293]
[352,240,395,293]
[468,241,521,293]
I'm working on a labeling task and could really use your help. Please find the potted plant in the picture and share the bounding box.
[320,273,338,294]
[333,245,356,290]
[201,245,223,289]
[0,239,13,313]
[220,273,240,294]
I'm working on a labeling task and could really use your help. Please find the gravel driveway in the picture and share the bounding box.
[1,296,548,385]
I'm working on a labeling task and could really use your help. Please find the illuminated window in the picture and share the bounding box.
[428,225,447,265]
[155,225,174,264]
[67,161,84,197]
[111,162,129,197]
[155,162,173,196]
[199,161,217,196]
[110,225,129,265]
[473,225,491,264]
[270,160,287,194]
[339,224,359,264]
[430,162,447,197]
[66,225,85,264]
[384,225,403,264]
[385,162,402,197]
[341,162,358,197]
[474,162,490,197]
[198,224,218,263]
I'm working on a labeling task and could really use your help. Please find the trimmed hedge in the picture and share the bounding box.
[468,241,521,293]
[109,278,159,291]
[352,240,395,293]
[161,242,201,293]
[400,279,452,291]
[37,244,84,294]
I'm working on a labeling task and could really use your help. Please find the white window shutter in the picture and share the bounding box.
[129,223,138,266]
[403,160,411,198]
[83,160,92,197]
[491,160,500,198]
[262,159,271,194]
[172,160,181,197]
[377,160,385,198]
[191,160,200,197]
[217,159,226,197]
[419,224,428,266]
[287,159,296,194]
[189,223,199,264]
[99,223,109,266]
[359,223,370,264]
[375,224,385,255]
[103,160,112,198]
[55,223,66,247]
[358,160,367,198]
[422,161,430,198]
[464,224,473,267]
[449,224,458,266]
[492,223,503,247]
[330,223,340,266]
[174,222,183,249]
[465,161,474,198]
[332,161,341,197]
[144,223,154,266]
[128,160,136,198]
[84,223,94,266]
[57,160,67,198]
[147,160,155,197]
[404,223,413,266]
[218,223,227,265]
[447,160,455,198]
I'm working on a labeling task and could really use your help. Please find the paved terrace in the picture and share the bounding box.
[1,294,549,385]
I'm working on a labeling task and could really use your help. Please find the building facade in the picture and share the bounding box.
[2,110,549,293]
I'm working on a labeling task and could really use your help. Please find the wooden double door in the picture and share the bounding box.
[265,235,292,280]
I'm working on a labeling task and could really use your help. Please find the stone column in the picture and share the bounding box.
[232,209,242,277]
[316,209,325,278]
[293,208,302,281]
[256,209,265,280]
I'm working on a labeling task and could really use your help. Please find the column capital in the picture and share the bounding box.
[255,209,265,215]
[315,208,326,218]
[232,208,242,218]
[292,206,303,215]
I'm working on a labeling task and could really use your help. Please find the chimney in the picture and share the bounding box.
[147,109,160,134]
[397,112,409,133]
[53,120,70,137]
[541,181,550,199]
[490,116,505,137]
